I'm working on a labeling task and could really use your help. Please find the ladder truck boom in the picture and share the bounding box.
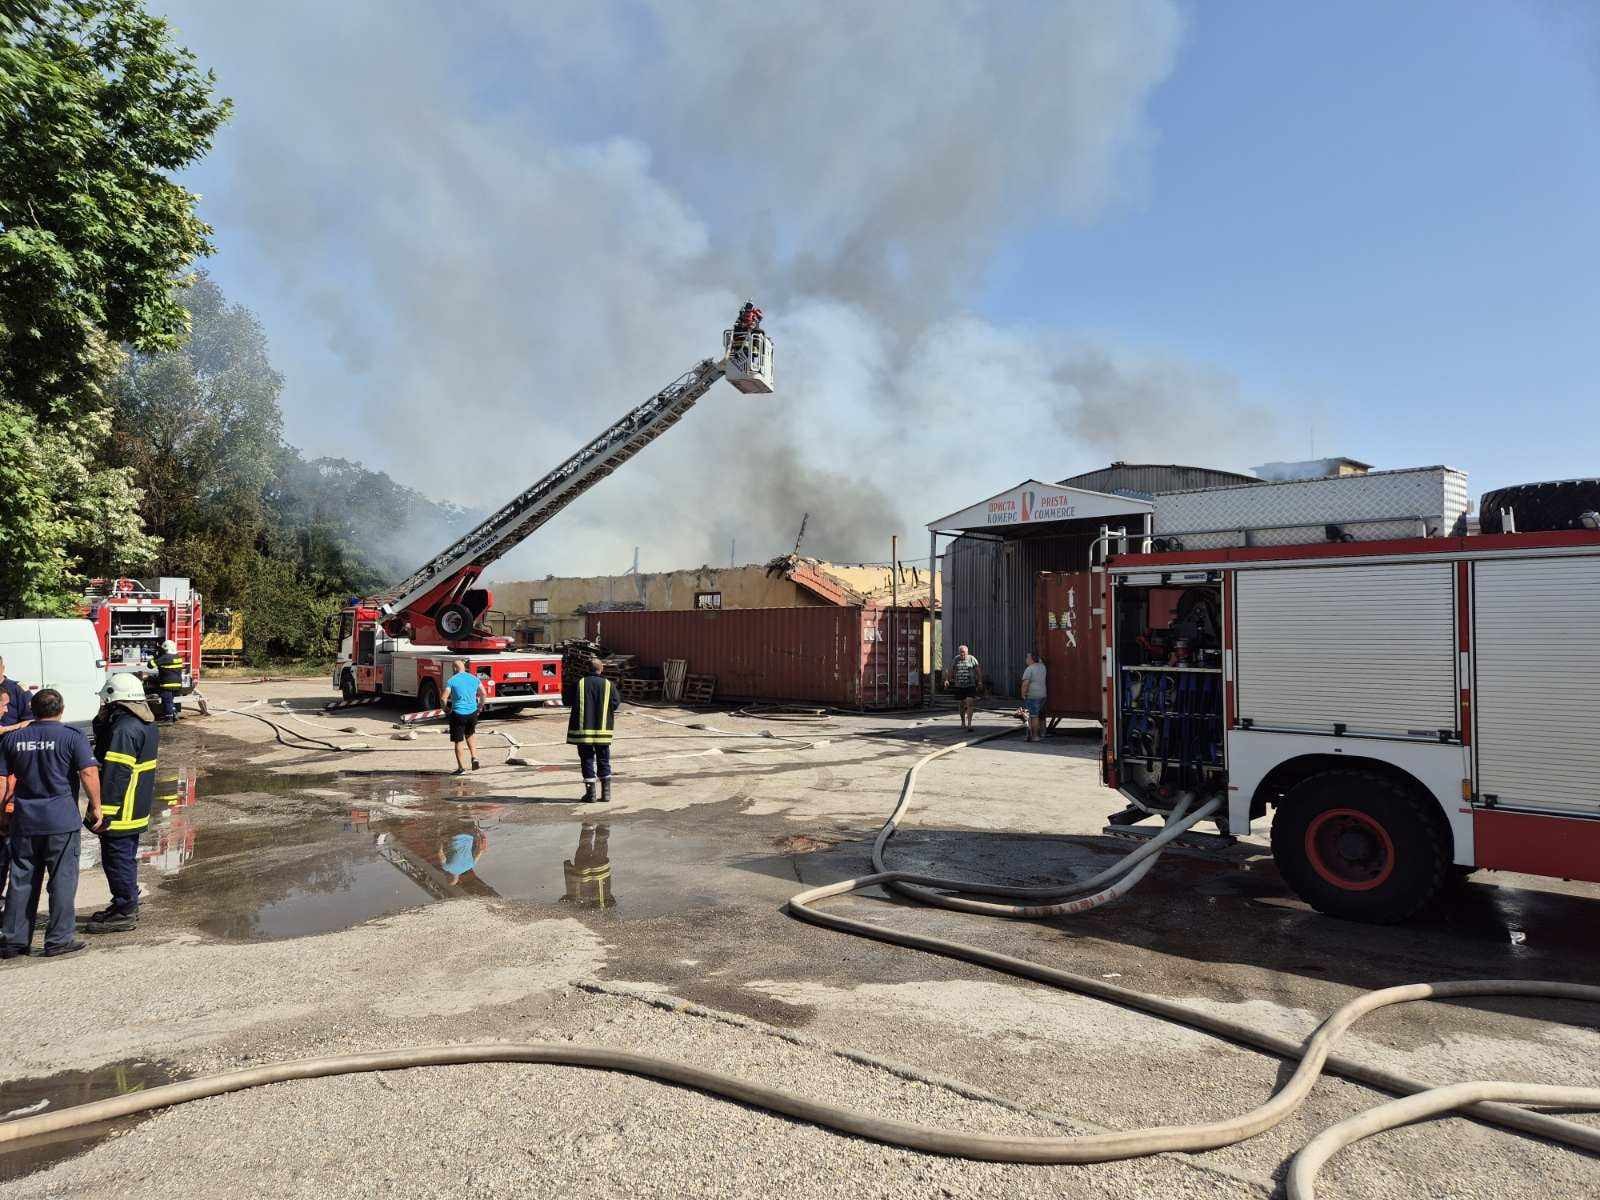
[370,308,773,650]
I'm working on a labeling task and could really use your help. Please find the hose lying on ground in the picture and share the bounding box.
[13,722,1596,1187]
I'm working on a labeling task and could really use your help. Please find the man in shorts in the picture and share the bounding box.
[949,644,981,730]
[1020,651,1048,743]
[442,659,484,775]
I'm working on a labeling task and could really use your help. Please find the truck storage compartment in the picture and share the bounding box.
[1112,576,1224,803]
[1233,563,1457,739]
[1473,556,1600,814]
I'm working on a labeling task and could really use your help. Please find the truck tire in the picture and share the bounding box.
[1269,770,1447,924]
[435,604,473,640]
[340,671,358,701]
[1479,478,1600,534]
[417,680,441,713]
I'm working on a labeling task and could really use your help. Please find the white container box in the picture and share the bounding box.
[1152,466,1469,550]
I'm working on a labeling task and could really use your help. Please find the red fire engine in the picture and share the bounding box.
[1099,515,1600,924]
[82,577,203,701]
[330,307,775,711]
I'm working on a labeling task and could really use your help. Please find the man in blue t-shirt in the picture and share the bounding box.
[442,658,485,776]
[1,688,103,958]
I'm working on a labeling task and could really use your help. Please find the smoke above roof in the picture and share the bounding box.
[153,1,1292,574]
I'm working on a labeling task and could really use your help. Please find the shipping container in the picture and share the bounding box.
[586,606,926,709]
[941,532,1098,697]
[1032,571,1101,720]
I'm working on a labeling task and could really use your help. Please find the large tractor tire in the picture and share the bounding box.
[1479,478,1600,534]
[1270,769,1448,924]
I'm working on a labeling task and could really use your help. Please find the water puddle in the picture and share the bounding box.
[130,766,734,939]
[0,1060,184,1181]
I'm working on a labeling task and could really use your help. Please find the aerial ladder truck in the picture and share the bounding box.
[330,309,774,713]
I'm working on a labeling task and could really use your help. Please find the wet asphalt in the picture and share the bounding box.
[3,679,1599,1197]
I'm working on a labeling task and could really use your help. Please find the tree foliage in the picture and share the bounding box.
[0,0,227,616]
[0,0,230,418]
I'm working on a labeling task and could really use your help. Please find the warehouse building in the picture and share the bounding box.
[930,463,1257,699]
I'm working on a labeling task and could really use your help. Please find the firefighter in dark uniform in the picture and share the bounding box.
[86,673,158,932]
[565,656,620,804]
[152,638,184,724]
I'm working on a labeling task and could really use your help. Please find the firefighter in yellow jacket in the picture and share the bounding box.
[152,639,184,725]
[86,673,158,933]
[565,656,620,804]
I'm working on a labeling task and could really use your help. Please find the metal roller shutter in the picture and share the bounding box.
[1474,557,1600,814]
[1235,563,1457,737]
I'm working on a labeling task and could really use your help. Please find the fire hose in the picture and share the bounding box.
[4,726,1598,1197]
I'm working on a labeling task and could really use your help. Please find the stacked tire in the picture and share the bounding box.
[1479,478,1600,534]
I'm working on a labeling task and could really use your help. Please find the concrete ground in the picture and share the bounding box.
[2,677,1598,1197]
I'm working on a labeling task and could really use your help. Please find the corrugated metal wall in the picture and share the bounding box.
[1059,463,1258,498]
[942,534,1096,697]
[586,606,926,709]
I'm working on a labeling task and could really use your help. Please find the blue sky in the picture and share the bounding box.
[158,1,1598,572]
[985,1,1600,491]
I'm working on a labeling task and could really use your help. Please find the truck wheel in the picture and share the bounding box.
[1270,770,1447,924]
[340,671,358,701]
[418,680,441,713]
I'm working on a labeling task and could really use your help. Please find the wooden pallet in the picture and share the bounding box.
[680,674,716,704]
[617,677,662,702]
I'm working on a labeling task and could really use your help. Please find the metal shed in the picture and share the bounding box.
[1058,461,1259,498]
[927,480,1153,700]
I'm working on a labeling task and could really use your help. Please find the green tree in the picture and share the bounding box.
[108,271,283,550]
[0,0,229,615]
[1,0,231,415]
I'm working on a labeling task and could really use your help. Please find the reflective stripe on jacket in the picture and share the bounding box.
[94,705,159,835]
[566,675,618,745]
[155,652,185,690]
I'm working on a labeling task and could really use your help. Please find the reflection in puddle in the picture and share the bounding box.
[0,1060,184,1181]
[562,823,615,909]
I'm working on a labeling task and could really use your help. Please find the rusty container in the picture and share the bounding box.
[1034,571,1101,721]
[586,606,926,709]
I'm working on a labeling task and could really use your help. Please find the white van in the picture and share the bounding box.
[0,618,108,730]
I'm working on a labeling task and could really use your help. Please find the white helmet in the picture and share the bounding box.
[100,673,147,704]
[162,639,177,654]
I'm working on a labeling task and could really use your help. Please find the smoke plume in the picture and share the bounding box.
[150,1,1280,578]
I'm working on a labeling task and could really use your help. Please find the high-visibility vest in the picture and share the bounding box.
[95,708,159,835]
[155,652,185,690]
[566,676,616,746]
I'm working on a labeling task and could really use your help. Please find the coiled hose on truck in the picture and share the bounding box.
[4,725,1598,1198]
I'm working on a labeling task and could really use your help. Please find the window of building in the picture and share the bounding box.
[530,598,549,615]
[695,591,722,609]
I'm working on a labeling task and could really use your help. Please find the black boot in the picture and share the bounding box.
[581,780,598,804]
[599,778,612,804]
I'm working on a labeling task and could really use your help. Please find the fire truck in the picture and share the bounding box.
[331,308,775,711]
[82,577,203,699]
[1098,476,1600,923]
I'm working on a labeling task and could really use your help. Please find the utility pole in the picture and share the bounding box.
[729,537,736,568]
[891,533,899,707]
[792,512,809,557]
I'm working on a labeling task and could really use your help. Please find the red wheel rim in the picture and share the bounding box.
[1305,808,1395,892]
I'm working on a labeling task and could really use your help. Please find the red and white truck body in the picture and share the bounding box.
[82,577,203,695]
[1100,528,1600,922]
[331,604,563,713]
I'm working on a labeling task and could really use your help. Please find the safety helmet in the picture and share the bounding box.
[162,639,177,654]
[100,673,147,704]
